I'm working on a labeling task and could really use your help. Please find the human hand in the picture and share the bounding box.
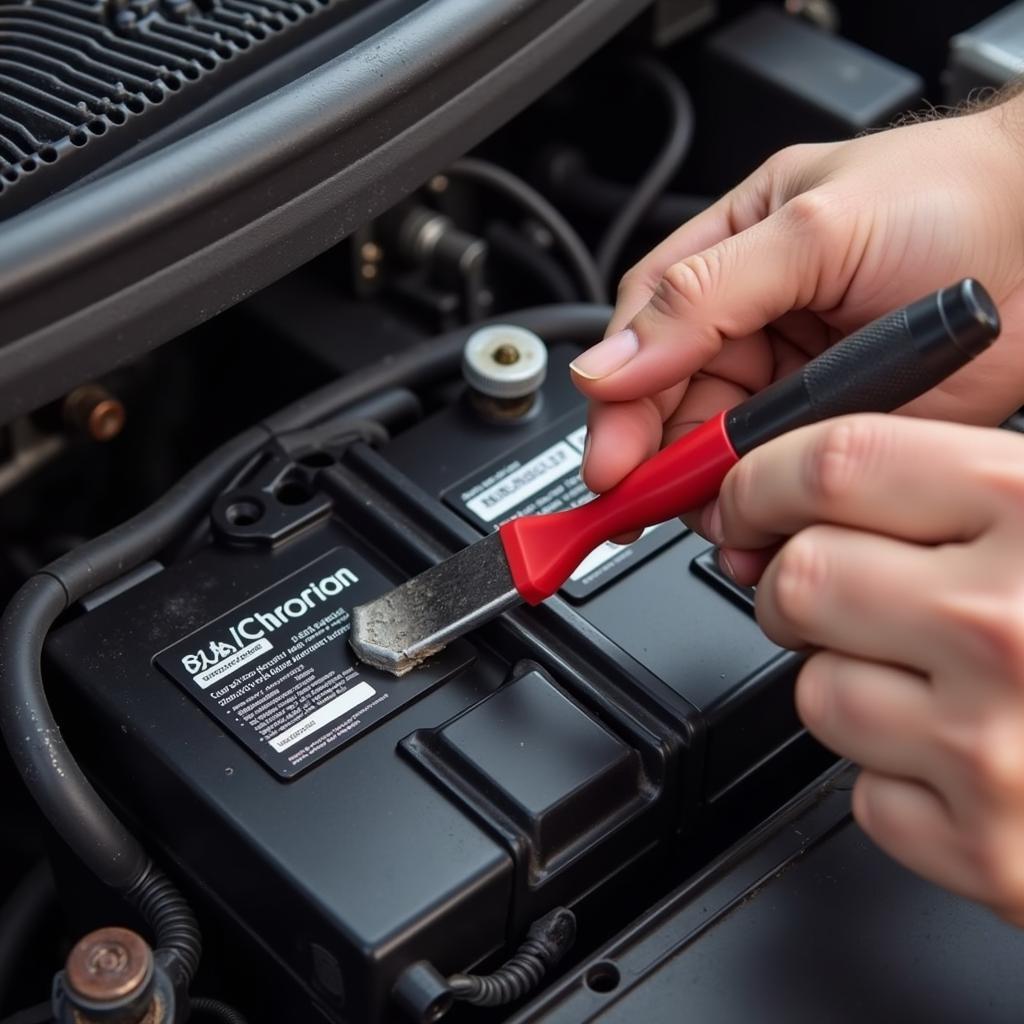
[708,413,1024,924]
[572,100,1024,513]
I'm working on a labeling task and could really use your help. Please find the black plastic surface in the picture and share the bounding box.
[402,667,651,896]
[0,0,651,420]
[515,764,1024,1023]
[44,430,686,1021]
[700,4,923,184]
[438,671,638,847]
[0,0,376,217]
[47,516,515,1022]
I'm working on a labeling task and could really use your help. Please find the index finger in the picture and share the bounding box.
[714,415,1005,552]
[607,183,769,334]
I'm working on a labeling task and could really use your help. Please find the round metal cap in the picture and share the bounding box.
[65,927,154,1005]
[462,325,548,400]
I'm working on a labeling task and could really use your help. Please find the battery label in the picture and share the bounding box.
[444,413,686,601]
[154,548,473,778]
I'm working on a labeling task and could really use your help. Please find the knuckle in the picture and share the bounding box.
[781,189,843,241]
[763,143,815,179]
[935,712,1024,804]
[977,460,1024,512]
[652,252,721,318]
[961,722,1024,798]
[802,418,887,509]
[771,529,830,630]
[720,456,760,524]
[937,592,1024,678]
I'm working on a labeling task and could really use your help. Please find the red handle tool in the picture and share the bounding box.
[500,278,999,605]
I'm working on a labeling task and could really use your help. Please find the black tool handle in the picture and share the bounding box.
[725,279,1000,455]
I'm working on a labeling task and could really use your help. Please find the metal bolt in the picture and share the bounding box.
[428,174,449,193]
[492,344,521,366]
[65,927,153,1005]
[360,264,379,281]
[64,384,126,442]
[360,241,383,263]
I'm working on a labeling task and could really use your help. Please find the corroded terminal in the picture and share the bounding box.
[350,532,520,676]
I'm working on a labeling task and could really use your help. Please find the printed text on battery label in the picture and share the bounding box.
[269,682,376,752]
[192,638,273,689]
[466,441,582,522]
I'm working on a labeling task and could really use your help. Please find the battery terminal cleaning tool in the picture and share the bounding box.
[350,279,1000,676]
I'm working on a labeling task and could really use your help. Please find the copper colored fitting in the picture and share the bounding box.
[64,384,126,442]
[65,926,154,1008]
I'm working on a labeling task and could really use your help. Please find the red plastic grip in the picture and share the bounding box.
[499,411,739,604]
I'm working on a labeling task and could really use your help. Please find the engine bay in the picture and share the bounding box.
[5,3,1024,1023]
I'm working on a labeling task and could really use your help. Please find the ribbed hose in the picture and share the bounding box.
[447,908,576,1008]
[188,998,249,1024]
[127,864,202,992]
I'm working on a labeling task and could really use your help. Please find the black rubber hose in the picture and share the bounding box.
[594,57,696,288]
[264,304,612,433]
[447,159,606,304]
[0,426,273,997]
[0,864,54,1014]
[545,148,712,239]
[447,908,576,1007]
[44,426,270,602]
[486,222,579,304]
[188,998,249,1024]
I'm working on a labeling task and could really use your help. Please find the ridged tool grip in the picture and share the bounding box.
[500,279,1000,605]
[725,278,1000,454]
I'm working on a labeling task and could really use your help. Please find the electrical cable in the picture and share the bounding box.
[485,222,579,304]
[593,57,696,288]
[544,147,711,238]
[0,864,54,1015]
[188,998,250,1024]
[264,304,611,433]
[447,158,606,305]
[447,908,576,1007]
[0,303,610,1020]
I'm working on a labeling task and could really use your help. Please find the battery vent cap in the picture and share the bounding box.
[462,325,548,400]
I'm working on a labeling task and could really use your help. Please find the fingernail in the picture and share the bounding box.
[706,500,724,546]
[570,329,639,380]
[718,550,736,580]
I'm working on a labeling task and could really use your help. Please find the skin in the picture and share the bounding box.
[572,95,1024,924]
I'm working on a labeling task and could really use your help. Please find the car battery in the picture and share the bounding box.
[379,330,816,812]
[42,328,824,1024]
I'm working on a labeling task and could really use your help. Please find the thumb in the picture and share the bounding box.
[571,195,848,402]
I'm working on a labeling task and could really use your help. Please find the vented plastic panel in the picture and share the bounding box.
[0,0,370,215]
